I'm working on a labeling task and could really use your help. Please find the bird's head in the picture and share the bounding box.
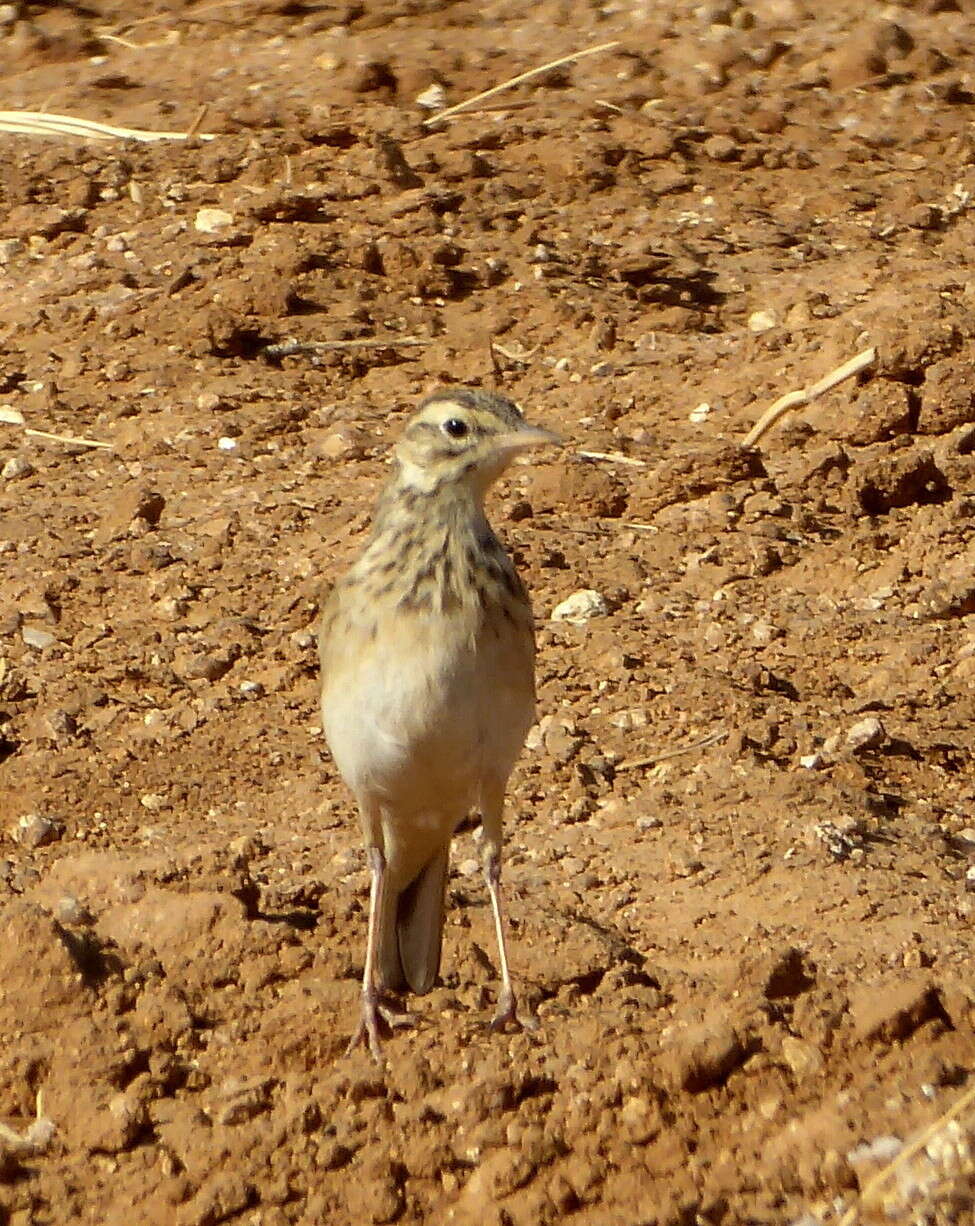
[393,388,560,495]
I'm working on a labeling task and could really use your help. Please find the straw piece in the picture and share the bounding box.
[743,346,877,448]
[577,449,647,468]
[0,110,217,143]
[838,1079,975,1225]
[423,41,619,127]
[25,428,113,449]
[618,730,728,772]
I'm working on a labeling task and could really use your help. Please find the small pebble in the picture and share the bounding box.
[703,134,738,161]
[846,716,886,752]
[0,237,24,263]
[11,813,63,849]
[20,625,56,650]
[2,456,34,481]
[56,895,92,925]
[954,827,975,852]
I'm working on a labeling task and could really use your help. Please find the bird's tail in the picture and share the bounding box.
[376,845,449,994]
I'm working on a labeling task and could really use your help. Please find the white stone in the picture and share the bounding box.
[748,309,778,333]
[415,82,447,111]
[551,589,608,624]
[750,620,780,646]
[194,208,234,234]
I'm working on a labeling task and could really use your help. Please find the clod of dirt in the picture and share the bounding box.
[759,946,817,1001]
[849,977,946,1045]
[660,1021,749,1092]
[919,355,975,434]
[854,447,950,514]
[832,380,915,445]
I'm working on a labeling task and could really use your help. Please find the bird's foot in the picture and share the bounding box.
[377,997,414,1030]
[346,990,413,1063]
[488,986,539,1034]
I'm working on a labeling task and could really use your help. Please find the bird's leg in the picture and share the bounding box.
[346,843,389,1063]
[481,787,536,1033]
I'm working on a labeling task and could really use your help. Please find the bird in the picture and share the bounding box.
[318,387,559,1060]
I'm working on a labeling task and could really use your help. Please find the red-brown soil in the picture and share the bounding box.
[2,2,975,1223]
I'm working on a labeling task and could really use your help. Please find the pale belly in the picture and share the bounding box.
[321,616,533,884]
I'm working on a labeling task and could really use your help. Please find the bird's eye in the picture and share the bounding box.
[442,417,469,439]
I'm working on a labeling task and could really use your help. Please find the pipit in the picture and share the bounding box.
[319,387,559,1060]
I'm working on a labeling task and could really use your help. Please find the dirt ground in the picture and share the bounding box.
[2,1,975,1222]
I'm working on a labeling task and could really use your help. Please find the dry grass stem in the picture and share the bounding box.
[185,104,210,139]
[99,0,240,36]
[0,110,217,142]
[577,449,647,468]
[838,1079,975,1225]
[743,346,877,447]
[618,730,728,772]
[25,428,113,449]
[98,31,180,50]
[423,40,620,127]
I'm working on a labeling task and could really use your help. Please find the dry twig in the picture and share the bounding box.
[743,346,877,447]
[423,40,619,127]
[618,730,728,772]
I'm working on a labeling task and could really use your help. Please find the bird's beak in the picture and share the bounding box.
[495,425,562,455]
